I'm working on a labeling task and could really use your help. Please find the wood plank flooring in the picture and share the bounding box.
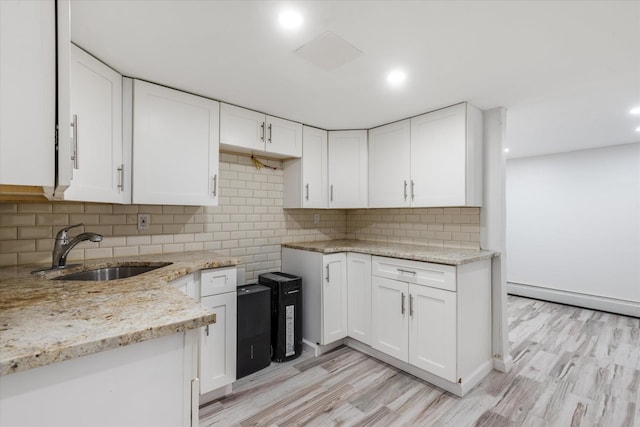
[200,296,640,426]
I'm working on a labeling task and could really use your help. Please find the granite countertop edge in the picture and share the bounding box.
[281,239,498,265]
[0,250,239,376]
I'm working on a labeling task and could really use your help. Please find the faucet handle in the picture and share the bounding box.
[55,223,84,241]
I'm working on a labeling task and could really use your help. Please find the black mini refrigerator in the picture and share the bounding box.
[236,284,271,379]
[258,272,302,362]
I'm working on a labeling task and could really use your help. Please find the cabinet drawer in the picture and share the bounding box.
[371,256,456,292]
[200,267,237,297]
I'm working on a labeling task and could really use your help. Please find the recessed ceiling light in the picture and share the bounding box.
[635,126,640,132]
[630,106,640,115]
[504,148,510,153]
[279,10,303,29]
[387,69,406,86]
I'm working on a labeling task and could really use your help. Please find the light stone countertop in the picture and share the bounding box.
[0,251,239,376]
[282,239,497,265]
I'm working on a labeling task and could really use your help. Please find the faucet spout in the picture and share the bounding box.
[51,224,103,269]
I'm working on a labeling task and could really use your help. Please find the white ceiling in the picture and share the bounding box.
[70,0,640,159]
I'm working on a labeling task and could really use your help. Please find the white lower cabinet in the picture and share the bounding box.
[200,291,236,393]
[199,268,237,395]
[283,246,492,396]
[281,248,347,346]
[346,253,372,345]
[371,256,491,387]
[408,283,456,381]
[371,276,408,361]
[169,268,237,403]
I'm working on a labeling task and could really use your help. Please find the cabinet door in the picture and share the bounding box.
[64,45,127,203]
[347,253,372,345]
[170,274,197,300]
[133,80,219,206]
[266,115,302,158]
[371,276,409,362]
[0,0,56,187]
[302,126,328,208]
[328,130,368,208]
[322,253,347,344]
[409,284,457,382]
[220,103,265,152]
[200,292,237,394]
[410,104,466,207]
[368,120,411,208]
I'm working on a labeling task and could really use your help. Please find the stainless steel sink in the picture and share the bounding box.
[52,262,172,281]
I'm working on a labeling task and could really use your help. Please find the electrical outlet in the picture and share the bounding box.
[137,213,150,230]
[313,213,320,224]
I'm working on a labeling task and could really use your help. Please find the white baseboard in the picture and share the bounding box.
[507,282,640,318]
[344,338,492,397]
[302,338,344,357]
[493,355,513,373]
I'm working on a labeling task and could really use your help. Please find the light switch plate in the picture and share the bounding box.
[137,213,150,230]
[313,213,320,224]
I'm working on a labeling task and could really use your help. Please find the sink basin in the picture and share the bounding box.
[52,263,172,281]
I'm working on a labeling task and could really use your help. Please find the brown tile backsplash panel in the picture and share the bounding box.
[0,154,481,279]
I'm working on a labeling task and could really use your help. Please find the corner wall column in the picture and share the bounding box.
[480,107,512,372]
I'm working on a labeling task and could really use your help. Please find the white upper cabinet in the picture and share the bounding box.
[368,119,411,208]
[283,126,328,208]
[328,130,368,208]
[63,45,128,204]
[369,103,483,208]
[220,103,302,158]
[410,103,483,207]
[0,0,56,188]
[132,79,220,206]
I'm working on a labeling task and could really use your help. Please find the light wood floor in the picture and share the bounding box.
[200,296,639,426]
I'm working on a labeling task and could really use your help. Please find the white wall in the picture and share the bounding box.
[506,143,640,316]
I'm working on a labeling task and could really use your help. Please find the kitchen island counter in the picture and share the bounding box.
[0,250,239,376]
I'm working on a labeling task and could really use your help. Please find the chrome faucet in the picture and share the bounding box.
[51,223,103,269]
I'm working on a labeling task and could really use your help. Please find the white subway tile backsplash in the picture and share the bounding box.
[1,157,480,278]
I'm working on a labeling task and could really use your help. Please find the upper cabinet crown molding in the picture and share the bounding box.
[63,44,128,204]
[220,103,302,159]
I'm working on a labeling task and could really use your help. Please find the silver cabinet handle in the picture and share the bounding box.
[71,114,78,169]
[401,292,405,314]
[260,122,265,141]
[330,185,334,202]
[325,264,330,282]
[212,174,218,197]
[397,268,417,276]
[410,294,414,317]
[305,183,309,201]
[117,164,124,190]
[411,180,415,201]
[268,123,272,143]
[404,180,408,201]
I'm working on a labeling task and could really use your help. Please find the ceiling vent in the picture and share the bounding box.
[294,31,362,71]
